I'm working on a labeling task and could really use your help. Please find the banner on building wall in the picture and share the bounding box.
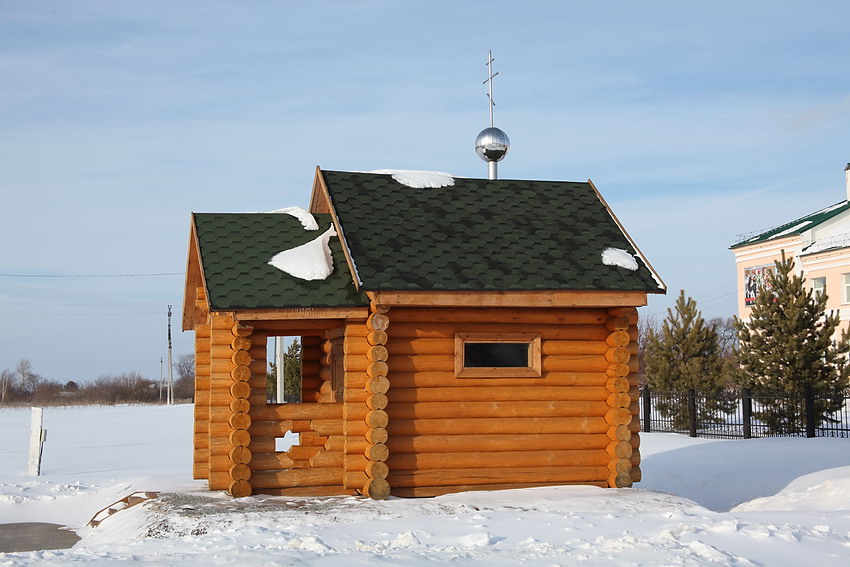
[744,265,774,305]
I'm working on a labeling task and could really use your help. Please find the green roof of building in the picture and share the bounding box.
[193,212,368,310]
[730,200,850,250]
[322,170,664,293]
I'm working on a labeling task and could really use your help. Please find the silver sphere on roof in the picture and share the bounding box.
[475,127,510,162]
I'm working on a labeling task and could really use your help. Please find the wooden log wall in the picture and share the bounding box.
[382,307,640,497]
[342,312,391,500]
[603,307,641,488]
[205,314,255,496]
[239,323,357,498]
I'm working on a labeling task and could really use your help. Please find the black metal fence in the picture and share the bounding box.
[640,387,850,439]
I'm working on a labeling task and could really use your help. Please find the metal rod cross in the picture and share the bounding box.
[483,50,499,127]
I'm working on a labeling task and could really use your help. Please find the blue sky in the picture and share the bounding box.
[1,1,849,382]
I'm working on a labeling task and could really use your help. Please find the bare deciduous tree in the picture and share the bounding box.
[0,369,15,403]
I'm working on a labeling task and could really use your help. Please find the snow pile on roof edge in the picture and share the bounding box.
[266,206,319,230]
[601,247,639,271]
[369,169,455,189]
[268,226,337,280]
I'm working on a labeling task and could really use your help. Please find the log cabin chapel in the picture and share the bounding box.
[181,164,666,499]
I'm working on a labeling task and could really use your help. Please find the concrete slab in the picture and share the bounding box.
[0,522,81,553]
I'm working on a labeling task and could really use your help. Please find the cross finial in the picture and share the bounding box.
[483,50,499,128]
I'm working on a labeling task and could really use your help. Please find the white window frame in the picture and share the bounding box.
[843,274,850,304]
[812,276,826,298]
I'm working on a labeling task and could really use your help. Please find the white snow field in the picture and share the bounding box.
[1,404,849,565]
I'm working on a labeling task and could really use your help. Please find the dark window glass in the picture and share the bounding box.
[464,342,529,368]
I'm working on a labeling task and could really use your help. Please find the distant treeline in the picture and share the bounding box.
[0,355,195,406]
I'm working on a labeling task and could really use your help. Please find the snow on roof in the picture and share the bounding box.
[769,220,812,239]
[601,247,639,271]
[369,169,455,189]
[268,226,337,280]
[266,206,319,230]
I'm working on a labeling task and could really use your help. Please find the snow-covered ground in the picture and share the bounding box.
[0,404,848,565]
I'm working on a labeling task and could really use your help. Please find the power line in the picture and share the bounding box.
[0,272,184,278]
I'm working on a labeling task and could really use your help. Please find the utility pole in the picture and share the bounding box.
[159,357,164,403]
[167,305,174,405]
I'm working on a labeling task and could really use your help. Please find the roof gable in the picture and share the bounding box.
[193,212,368,310]
[730,201,850,249]
[320,170,664,293]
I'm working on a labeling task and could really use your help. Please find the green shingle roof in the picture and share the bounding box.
[730,200,850,249]
[322,170,663,293]
[193,212,368,310]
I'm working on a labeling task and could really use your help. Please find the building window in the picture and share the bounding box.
[812,276,826,298]
[843,274,850,304]
[454,333,541,378]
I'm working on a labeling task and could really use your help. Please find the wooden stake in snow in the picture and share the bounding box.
[27,407,46,476]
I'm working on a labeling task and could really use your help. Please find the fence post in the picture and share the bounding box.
[688,388,697,437]
[804,385,816,438]
[742,388,752,439]
[641,386,651,433]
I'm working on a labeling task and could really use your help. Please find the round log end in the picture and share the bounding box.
[604,347,631,364]
[365,460,389,480]
[228,411,251,431]
[605,407,632,427]
[365,409,389,429]
[230,365,251,382]
[231,322,254,337]
[605,316,630,332]
[366,361,389,379]
[365,442,389,462]
[366,376,390,395]
[367,313,390,332]
[362,478,391,500]
[606,440,633,459]
[229,445,252,465]
[367,345,389,363]
[630,465,642,483]
[605,330,630,348]
[606,392,632,409]
[228,479,252,498]
[609,470,633,488]
[366,393,389,411]
[229,429,251,448]
[229,463,252,482]
[229,381,251,400]
[231,336,252,351]
[231,350,252,367]
[606,363,630,378]
[366,427,389,444]
[367,330,388,346]
[229,398,250,414]
[607,424,632,442]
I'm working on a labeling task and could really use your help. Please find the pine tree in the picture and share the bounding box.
[735,253,850,432]
[644,290,735,429]
[283,338,302,403]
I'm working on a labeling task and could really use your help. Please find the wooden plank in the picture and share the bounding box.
[251,468,344,489]
[386,417,608,436]
[386,433,610,453]
[368,290,649,308]
[386,466,610,488]
[387,385,606,403]
[388,322,610,341]
[387,449,609,471]
[387,400,608,420]
[385,372,611,390]
[386,307,609,325]
[232,309,368,321]
[249,402,343,421]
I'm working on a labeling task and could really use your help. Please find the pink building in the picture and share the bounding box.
[731,164,850,330]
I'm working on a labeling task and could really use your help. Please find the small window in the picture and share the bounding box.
[454,333,541,378]
[812,276,826,298]
[843,274,850,303]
